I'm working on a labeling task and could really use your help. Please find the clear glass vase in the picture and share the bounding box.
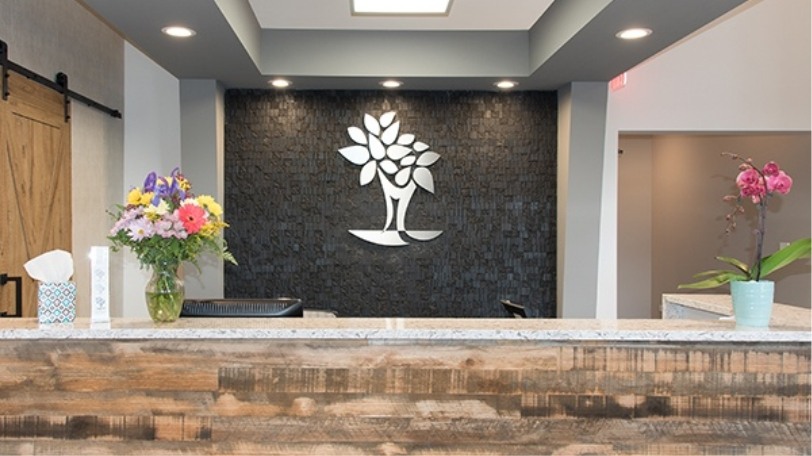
[145,262,184,323]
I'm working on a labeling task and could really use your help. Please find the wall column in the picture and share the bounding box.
[557,82,610,318]
[180,79,226,298]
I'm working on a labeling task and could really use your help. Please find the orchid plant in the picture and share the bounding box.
[679,153,810,289]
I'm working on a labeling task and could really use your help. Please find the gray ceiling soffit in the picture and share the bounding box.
[526,0,749,89]
[80,0,748,91]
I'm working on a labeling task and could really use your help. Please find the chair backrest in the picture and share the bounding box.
[500,299,527,318]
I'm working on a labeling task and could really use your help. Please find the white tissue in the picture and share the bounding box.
[23,249,74,282]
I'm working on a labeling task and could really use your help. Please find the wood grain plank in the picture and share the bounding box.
[0,339,807,453]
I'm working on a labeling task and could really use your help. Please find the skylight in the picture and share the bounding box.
[351,0,452,15]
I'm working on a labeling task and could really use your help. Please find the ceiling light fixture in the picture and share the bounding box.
[352,0,452,15]
[616,28,652,40]
[161,26,196,38]
[494,80,518,90]
[270,78,291,88]
[380,80,403,89]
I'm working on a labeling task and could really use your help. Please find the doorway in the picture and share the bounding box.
[618,133,811,317]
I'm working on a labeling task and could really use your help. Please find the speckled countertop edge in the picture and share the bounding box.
[0,318,808,342]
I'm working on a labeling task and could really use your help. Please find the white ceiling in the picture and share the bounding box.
[80,0,748,91]
[248,0,554,31]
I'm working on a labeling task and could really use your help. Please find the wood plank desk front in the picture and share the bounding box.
[0,317,808,455]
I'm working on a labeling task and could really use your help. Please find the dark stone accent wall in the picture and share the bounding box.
[224,90,557,317]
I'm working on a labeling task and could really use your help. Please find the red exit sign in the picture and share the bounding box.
[610,72,627,91]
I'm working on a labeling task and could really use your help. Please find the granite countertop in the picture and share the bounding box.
[662,293,811,327]
[0,316,808,342]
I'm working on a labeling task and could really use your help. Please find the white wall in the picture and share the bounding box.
[610,0,810,132]
[602,0,811,316]
[0,0,124,317]
[122,43,181,317]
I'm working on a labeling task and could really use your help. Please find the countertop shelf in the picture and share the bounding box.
[0,315,808,342]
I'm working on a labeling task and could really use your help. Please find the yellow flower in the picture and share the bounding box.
[197,195,223,218]
[199,220,228,237]
[165,175,191,193]
[144,199,170,219]
[139,191,154,206]
[127,188,143,205]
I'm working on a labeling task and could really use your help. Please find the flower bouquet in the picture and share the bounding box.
[679,154,810,326]
[109,168,236,322]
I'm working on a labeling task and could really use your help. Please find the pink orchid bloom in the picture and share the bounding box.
[767,170,793,195]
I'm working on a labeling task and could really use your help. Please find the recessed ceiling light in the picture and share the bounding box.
[616,28,652,40]
[352,0,451,15]
[494,80,518,90]
[380,80,403,89]
[270,78,291,88]
[161,26,196,38]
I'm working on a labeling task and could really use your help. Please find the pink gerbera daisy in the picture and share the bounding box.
[177,203,206,234]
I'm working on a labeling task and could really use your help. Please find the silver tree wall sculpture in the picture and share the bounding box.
[338,111,442,246]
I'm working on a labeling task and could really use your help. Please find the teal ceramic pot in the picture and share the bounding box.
[730,280,774,328]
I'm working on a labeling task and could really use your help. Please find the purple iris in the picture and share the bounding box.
[149,173,186,206]
[143,171,157,193]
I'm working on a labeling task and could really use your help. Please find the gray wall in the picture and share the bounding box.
[224,90,557,317]
[556,82,608,318]
[616,137,653,318]
[618,133,811,317]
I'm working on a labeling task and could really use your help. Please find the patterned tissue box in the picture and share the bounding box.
[37,281,77,324]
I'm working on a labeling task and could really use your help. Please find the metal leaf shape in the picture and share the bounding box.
[380,111,396,128]
[397,134,415,145]
[413,167,434,193]
[348,126,367,145]
[380,121,400,145]
[380,159,399,175]
[364,113,380,136]
[387,144,412,161]
[395,167,411,186]
[416,151,440,167]
[400,155,416,167]
[359,161,377,186]
[414,141,430,152]
[369,134,386,160]
[338,145,370,165]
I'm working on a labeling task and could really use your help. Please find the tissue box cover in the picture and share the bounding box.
[38,282,77,324]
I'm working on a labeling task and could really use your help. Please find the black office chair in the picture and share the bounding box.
[500,299,528,318]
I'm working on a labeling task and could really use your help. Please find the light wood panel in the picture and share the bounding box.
[0,72,72,317]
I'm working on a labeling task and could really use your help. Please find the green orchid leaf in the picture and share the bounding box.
[690,269,737,278]
[715,256,750,275]
[758,238,811,278]
[678,270,747,289]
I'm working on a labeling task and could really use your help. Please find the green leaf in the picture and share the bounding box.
[678,270,747,289]
[758,238,811,278]
[690,269,737,278]
[715,256,750,275]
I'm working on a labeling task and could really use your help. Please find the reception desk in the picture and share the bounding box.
[0,317,809,455]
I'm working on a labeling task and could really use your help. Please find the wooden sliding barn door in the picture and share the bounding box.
[0,72,72,317]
